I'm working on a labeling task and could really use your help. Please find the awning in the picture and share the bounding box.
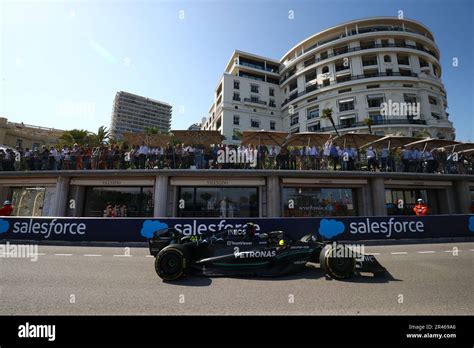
[339,98,354,104]
[339,114,356,120]
[367,94,384,99]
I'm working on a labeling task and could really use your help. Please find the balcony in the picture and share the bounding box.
[280,42,437,85]
[244,98,267,106]
[318,118,427,132]
[281,71,418,106]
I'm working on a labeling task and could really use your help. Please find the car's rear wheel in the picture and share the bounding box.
[155,245,188,281]
[320,244,356,279]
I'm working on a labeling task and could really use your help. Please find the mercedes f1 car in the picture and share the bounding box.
[148,223,387,281]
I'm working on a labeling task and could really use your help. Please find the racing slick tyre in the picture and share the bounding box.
[319,244,356,280]
[155,245,189,281]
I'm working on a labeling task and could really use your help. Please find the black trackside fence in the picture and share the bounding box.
[0,215,472,243]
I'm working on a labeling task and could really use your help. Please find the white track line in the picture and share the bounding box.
[369,253,381,255]
[146,255,154,258]
[37,253,46,256]
[113,255,132,257]
[418,251,436,254]
[84,254,102,257]
[390,252,408,255]
[444,250,460,253]
[54,254,72,256]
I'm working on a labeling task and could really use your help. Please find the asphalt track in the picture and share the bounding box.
[0,242,472,315]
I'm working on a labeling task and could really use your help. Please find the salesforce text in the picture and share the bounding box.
[12,219,86,239]
[350,218,424,238]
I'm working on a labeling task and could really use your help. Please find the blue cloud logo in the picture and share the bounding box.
[140,220,168,239]
[469,216,474,232]
[0,219,10,234]
[318,219,345,239]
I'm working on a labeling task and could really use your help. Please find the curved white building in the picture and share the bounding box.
[203,17,455,142]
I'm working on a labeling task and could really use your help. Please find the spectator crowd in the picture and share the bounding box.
[1,140,473,175]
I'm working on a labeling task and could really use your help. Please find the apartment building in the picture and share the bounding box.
[110,91,172,140]
[202,17,455,142]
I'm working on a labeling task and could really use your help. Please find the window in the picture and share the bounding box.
[394,38,406,47]
[366,84,380,89]
[322,79,330,87]
[404,93,418,104]
[321,66,329,74]
[307,96,318,103]
[362,55,378,66]
[178,187,258,218]
[336,75,351,83]
[320,51,328,60]
[250,84,259,93]
[340,115,356,128]
[364,69,378,78]
[233,93,240,101]
[360,40,376,49]
[384,55,391,63]
[369,112,384,124]
[367,94,384,108]
[397,54,410,65]
[307,106,320,119]
[339,88,351,94]
[333,45,348,55]
[232,128,241,141]
[385,189,430,216]
[289,81,297,91]
[270,121,276,130]
[233,115,240,125]
[381,39,389,47]
[419,58,429,68]
[305,70,317,82]
[83,187,154,217]
[269,99,276,107]
[403,84,413,88]
[290,127,300,134]
[250,96,260,103]
[290,115,299,126]
[338,98,355,112]
[282,187,357,217]
[234,80,240,89]
[431,112,440,120]
[307,123,321,132]
[251,119,260,128]
[304,56,315,67]
[269,87,274,96]
[428,96,438,105]
[335,59,350,72]
[399,68,412,76]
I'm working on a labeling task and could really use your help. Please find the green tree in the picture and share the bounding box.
[89,126,110,146]
[59,129,91,146]
[143,126,162,134]
[321,108,340,136]
[363,117,374,135]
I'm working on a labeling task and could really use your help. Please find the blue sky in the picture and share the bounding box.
[1,0,473,141]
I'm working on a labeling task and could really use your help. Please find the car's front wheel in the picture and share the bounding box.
[320,244,356,280]
[155,245,188,281]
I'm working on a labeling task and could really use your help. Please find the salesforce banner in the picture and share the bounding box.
[0,215,472,243]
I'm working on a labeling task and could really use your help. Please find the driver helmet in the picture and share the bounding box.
[416,199,424,204]
[3,200,11,206]
[246,222,256,237]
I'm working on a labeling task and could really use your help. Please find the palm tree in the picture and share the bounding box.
[363,117,374,135]
[89,126,110,146]
[59,129,91,146]
[414,130,431,138]
[321,108,339,136]
[143,126,162,134]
